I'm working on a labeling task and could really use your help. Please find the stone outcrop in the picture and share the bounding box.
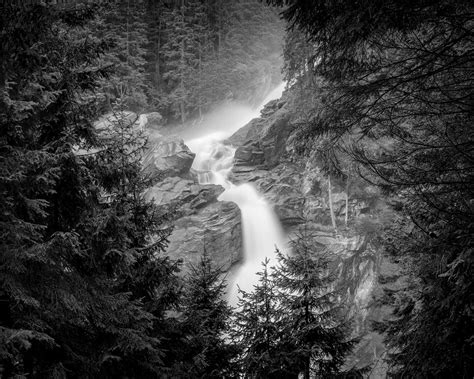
[139,85,402,375]
[144,176,224,215]
[94,111,141,132]
[224,92,399,377]
[229,98,291,169]
[141,132,243,272]
[142,135,196,181]
[166,201,242,271]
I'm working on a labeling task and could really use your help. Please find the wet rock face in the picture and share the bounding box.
[233,140,265,168]
[144,177,224,215]
[230,160,349,231]
[225,93,401,377]
[166,201,242,271]
[140,132,243,272]
[226,118,262,147]
[148,176,243,271]
[142,136,196,181]
[229,98,291,169]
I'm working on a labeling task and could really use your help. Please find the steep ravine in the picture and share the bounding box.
[225,94,405,377]
[139,90,404,377]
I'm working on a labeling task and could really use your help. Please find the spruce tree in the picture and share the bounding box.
[0,5,109,375]
[233,259,295,378]
[95,0,150,112]
[0,4,180,377]
[267,0,474,375]
[161,2,197,123]
[273,232,355,378]
[85,100,182,378]
[176,253,239,378]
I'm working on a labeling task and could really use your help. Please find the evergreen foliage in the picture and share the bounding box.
[143,0,285,123]
[234,242,354,378]
[274,232,355,378]
[94,0,150,112]
[267,0,474,376]
[233,259,293,378]
[160,1,202,123]
[0,4,180,377]
[175,253,239,378]
[0,1,365,378]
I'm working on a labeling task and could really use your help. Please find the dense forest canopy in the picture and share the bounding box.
[267,0,474,376]
[0,2,349,378]
[1,0,473,377]
[92,0,285,122]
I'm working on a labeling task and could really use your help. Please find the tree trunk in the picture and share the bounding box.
[180,101,185,124]
[198,46,202,119]
[328,175,337,232]
[345,179,349,228]
[304,359,310,379]
[155,18,161,85]
[304,290,311,379]
[126,0,130,60]
[179,1,186,124]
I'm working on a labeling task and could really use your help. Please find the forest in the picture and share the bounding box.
[1,0,473,378]
[90,0,284,121]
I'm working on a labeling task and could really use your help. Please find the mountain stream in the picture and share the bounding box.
[183,84,287,304]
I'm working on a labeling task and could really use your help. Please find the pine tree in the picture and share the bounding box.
[144,0,168,111]
[0,4,180,377]
[273,231,355,378]
[267,0,474,375]
[95,0,150,112]
[175,253,239,378]
[161,2,197,123]
[187,0,215,119]
[233,259,296,378]
[0,5,108,375]
[85,100,182,377]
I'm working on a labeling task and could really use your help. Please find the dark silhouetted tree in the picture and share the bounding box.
[176,253,239,378]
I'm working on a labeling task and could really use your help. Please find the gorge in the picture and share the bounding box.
[4,1,471,377]
[140,83,402,377]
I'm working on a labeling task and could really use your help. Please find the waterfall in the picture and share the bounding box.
[185,83,287,305]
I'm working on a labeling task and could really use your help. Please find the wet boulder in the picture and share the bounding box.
[142,136,195,181]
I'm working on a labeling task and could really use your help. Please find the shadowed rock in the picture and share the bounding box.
[144,176,224,215]
[166,201,242,271]
[142,136,195,181]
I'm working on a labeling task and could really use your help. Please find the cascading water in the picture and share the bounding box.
[184,84,287,304]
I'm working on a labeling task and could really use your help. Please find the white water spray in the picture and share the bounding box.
[185,83,287,304]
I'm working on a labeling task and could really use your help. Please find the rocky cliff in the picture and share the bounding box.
[142,130,243,271]
[225,94,405,377]
[139,93,404,376]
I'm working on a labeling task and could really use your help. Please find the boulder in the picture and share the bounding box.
[144,176,224,215]
[142,135,195,181]
[259,112,293,167]
[166,201,242,271]
[94,111,139,128]
[260,98,284,117]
